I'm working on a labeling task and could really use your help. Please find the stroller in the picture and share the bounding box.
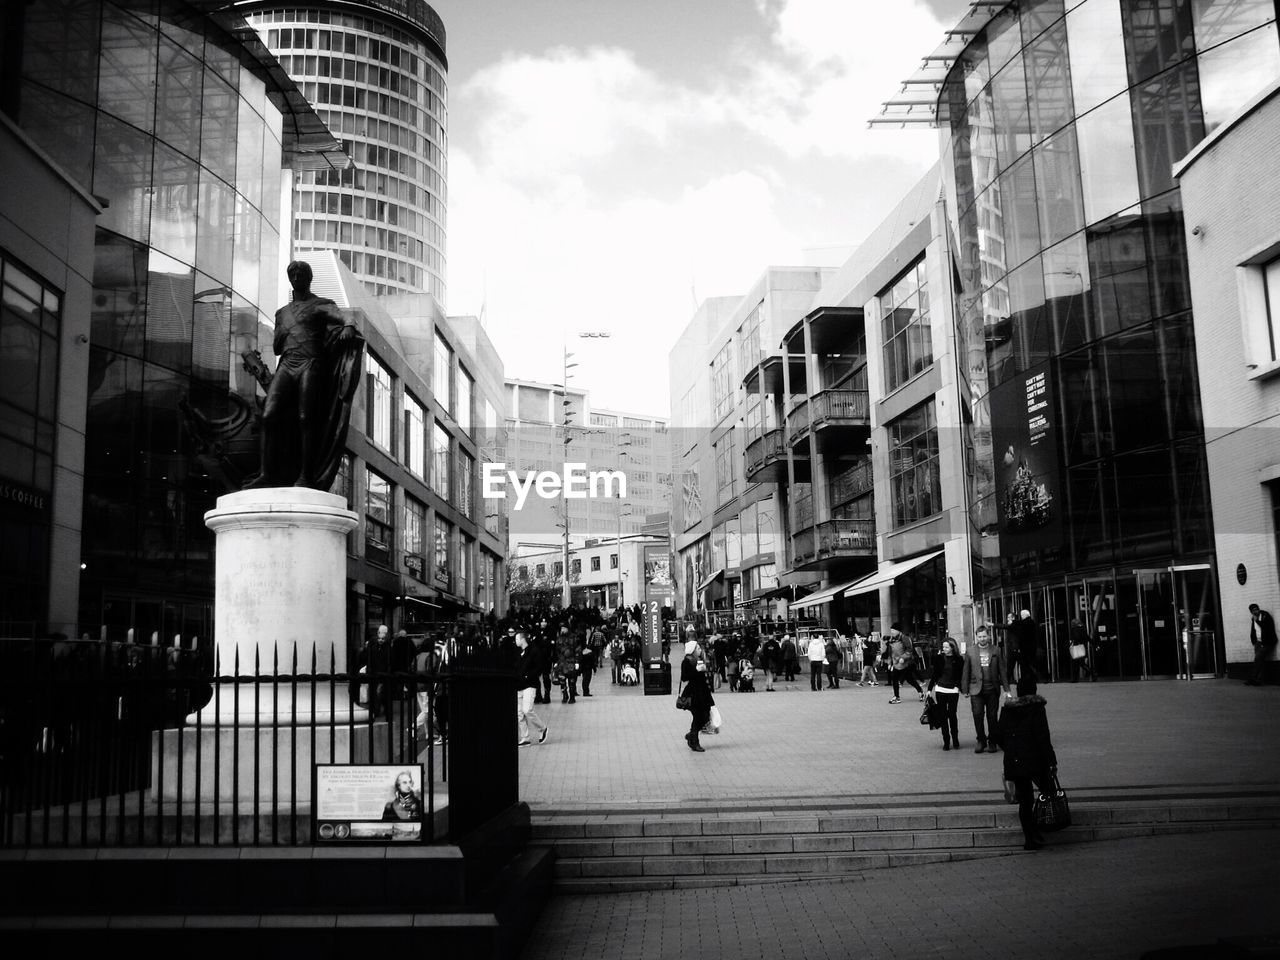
[620,663,639,685]
[737,657,755,693]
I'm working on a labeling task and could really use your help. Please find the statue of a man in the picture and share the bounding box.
[244,260,363,490]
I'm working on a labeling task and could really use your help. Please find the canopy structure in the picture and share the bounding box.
[696,569,725,593]
[843,550,945,598]
[789,577,865,611]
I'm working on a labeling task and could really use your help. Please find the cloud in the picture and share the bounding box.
[445,1,949,411]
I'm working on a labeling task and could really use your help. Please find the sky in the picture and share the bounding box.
[431,0,973,416]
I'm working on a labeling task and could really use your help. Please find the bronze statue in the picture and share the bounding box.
[242,260,364,491]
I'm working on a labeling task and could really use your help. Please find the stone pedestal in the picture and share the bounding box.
[156,488,365,804]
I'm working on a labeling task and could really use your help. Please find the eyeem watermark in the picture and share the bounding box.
[482,463,627,510]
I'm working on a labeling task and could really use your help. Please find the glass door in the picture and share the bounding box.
[1081,577,1123,679]
[1173,565,1219,677]
[1044,585,1069,683]
[1136,570,1179,677]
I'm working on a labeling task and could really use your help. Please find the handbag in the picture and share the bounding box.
[919,699,943,728]
[1069,643,1087,660]
[1033,773,1072,831]
[675,691,691,711]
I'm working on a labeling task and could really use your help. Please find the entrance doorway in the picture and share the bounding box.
[1137,565,1219,678]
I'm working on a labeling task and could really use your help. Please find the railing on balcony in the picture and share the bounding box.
[816,518,876,557]
[785,401,811,446]
[830,460,874,507]
[792,528,815,565]
[811,389,870,428]
[744,427,783,477]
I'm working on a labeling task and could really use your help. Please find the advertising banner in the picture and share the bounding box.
[313,763,426,843]
[990,362,1063,556]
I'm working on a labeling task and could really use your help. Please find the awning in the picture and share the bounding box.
[754,583,813,602]
[697,568,725,593]
[843,549,945,599]
[733,597,757,608]
[789,576,866,611]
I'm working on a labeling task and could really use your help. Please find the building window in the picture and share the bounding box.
[590,556,601,572]
[1243,253,1280,366]
[459,534,473,598]
[535,563,545,577]
[572,558,582,575]
[457,367,473,434]
[403,495,426,581]
[432,421,450,497]
[880,255,933,393]
[591,413,617,427]
[458,450,474,519]
[434,514,452,588]
[365,352,394,452]
[0,256,60,493]
[433,330,452,415]
[553,561,563,577]
[609,554,618,569]
[404,392,425,478]
[711,344,734,423]
[365,467,393,566]
[714,434,734,503]
[888,401,942,528]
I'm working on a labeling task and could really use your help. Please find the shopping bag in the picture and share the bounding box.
[356,665,368,705]
[1033,774,1072,831]
[1069,643,1087,660]
[708,705,722,733]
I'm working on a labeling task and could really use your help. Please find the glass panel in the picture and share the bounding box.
[1105,324,1163,451]
[155,36,203,160]
[191,275,230,389]
[145,250,194,374]
[91,229,149,357]
[236,95,266,212]
[1196,25,1280,133]
[969,85,1002,198]
[1066,0,1130,115]
[1174,440,1213,553]
[997,152,1042,271]
[196,170,235,285]
[1059,346,1106,462]
[1114,448,1173,559]
[1008,256,1053,376]
[987,5,1024,76]
[961,33,991,103]
[992,53,1033,169]
[17,83,96,187]
[231,194,262,308]
[150,143,199,265]
[22,0,102,102]
[0,311,39,414]
[1075,93,1142,225]
[98,4,158,132]
[1130,58,1205,200]
[1068,461,1116,565]
[1144,191,1192,319]
[1033,123,1085,246]
[1191,0,1276,49]
[1043,233,1093,352]
[1160,314,1203,440]
[1022,0,1067,43]
[1025,21,1074,144]
[93,114,154,244]
[1086,203,1151,336]
[200,68,238,186]
[1121,0,1197,85]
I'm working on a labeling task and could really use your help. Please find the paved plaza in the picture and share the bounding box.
[516,671,1280,959]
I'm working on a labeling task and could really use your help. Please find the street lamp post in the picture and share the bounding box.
[557,331,611,609]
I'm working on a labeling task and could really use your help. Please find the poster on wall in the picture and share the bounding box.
[990,361,1063,556]
[313,763,426,843]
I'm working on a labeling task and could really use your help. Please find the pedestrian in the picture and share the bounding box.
[536,618,553,704]
[825,635,843,688]
[359,624,392,718]
[678,639,714,752]
[882,623,923,704]
[806,632,826,692]
[760,632,781,692]
[858,631,879,686]
[1068,617,1094,682]
[996,675,1057,850]
[556,629,578,703]
[609,634,625,684]
[993,609,1038,684]
[780,633,799,681]
[514,632,549,747]
[579,638,597,696]
[961,624,1010,753]
[1247,603,1277,686]
[926,637,963,750]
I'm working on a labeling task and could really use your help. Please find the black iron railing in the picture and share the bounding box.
[0,639,517,848]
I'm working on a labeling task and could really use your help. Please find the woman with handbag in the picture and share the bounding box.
[926,637,963,750]
[677,639,715,752]
[996,675,1059,850]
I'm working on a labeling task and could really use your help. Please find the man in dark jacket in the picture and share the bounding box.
[760,634,782,691]
[1247,603,1278,685]
[997,676,1058,850]
[960,625,1010,754]
[579,639,597,697]
[515,632,549,746]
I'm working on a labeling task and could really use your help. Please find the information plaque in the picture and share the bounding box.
[313,763,426,843]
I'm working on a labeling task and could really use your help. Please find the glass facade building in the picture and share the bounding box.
[0,0,345,639]
[941,0,1280,679]
[242,1,448,302]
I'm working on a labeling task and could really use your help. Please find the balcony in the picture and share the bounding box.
[744,427,785,482]
[830,460,874,507]
[792,528,816,566]
[785,400,811,449]
[815,518,875,559]
[811,389,869,429]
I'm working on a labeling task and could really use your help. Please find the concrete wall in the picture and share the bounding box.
[1175,79,1280,670]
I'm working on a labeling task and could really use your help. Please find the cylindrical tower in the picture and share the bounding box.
[242,0,448,304]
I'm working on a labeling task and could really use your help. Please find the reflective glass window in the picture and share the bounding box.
[196,171,235,285]
[23,0,101,103]
[1025,21,1075,144]
[992,54,1033,169]
[365,351,394,452]
[404,392,425,477]
[1130,57,1204,199]
[1058,346,1107,462]
[1022,0,1068,43]
[969,85,1001,198]
[144,250,194,374]
[1196,24,1280,132]
[433,421,450,496]
[91,229,148,357]
[19,83,97,187]
[1105,324,1163,450]
[155,37,203,160]
[403,495,425,578]
[365,467,393,566]
[150,143,199,265]
[1068,460,1117,565]
[231,194,262,308]
[1115,448,1174,558]
[98,4,158,132]
[1121,0,1197,85]
[1086,203,1152,337]
[200,68,238,186]
[1143,191,1192,319]
[1043,233,1093,352]
[961,33,991,103]
[1033,124,1085,246]
[433,331,452,413]
[1191,0,1276,49]
[191,276,230,389]
[1066,0,1131,115]
[457,368,473,434]
[987,5,1024,76]
[1009,256,1054,379]
[887,401,941,528]
[1159,314,1203,439]
[93,114,154,244]
[236,96,265,212]
[997,152,1042,271]
[1076,92,1142,224]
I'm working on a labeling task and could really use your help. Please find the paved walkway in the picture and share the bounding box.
[521,829,1280,960]
[518,671,1280,808]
